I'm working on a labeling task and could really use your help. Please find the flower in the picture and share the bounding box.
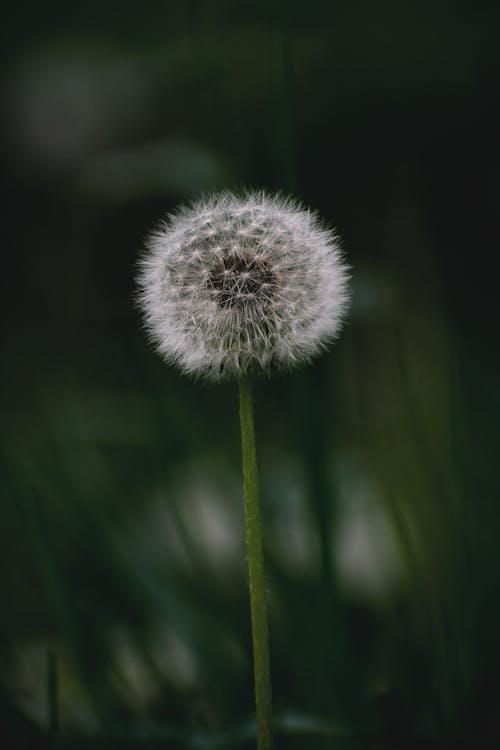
[137,191,350,380]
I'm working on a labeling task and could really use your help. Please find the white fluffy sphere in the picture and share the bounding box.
[137,191,350,381]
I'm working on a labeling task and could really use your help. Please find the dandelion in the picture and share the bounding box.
[137,191,349,381]
[137,191,350,750]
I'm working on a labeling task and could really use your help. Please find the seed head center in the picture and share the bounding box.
[207,255,277,310]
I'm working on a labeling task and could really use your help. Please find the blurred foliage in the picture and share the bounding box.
[1,0,500,748]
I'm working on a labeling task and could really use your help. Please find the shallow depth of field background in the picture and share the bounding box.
[1,1,499,748]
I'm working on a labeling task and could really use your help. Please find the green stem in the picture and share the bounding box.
[238,377,273,750]
[47,648,59,743]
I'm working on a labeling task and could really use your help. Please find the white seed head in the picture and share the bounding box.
[137,191,350,381]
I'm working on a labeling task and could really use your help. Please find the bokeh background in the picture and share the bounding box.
[1,1,500,748]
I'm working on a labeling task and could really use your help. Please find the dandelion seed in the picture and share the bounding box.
[137,191,349,380]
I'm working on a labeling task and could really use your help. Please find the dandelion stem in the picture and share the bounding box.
[47,649,59,743]
[238,376,273,750]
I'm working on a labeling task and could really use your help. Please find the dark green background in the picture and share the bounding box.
[1,1,499,747]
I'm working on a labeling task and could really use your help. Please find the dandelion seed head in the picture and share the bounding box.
[137,191,350,381]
